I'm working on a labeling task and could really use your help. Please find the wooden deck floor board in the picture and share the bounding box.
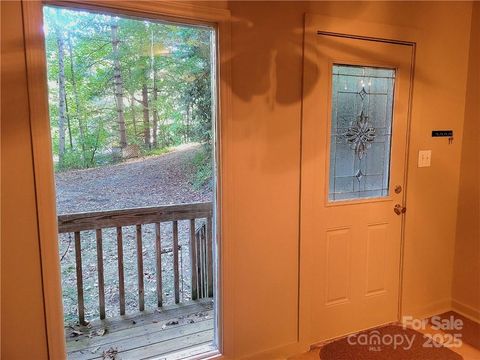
[116,329,214,360]
[66,300,214,360]
[67,299,213,335]
[68,319,214,359]
[67,308,213,352]
[158,343,218,360]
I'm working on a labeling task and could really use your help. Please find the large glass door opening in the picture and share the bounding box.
[42,5,219,359]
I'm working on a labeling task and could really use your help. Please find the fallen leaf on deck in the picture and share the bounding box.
[71,330,83,337]
[102,346,118,360]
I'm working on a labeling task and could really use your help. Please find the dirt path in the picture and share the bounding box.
[55,143,211,214]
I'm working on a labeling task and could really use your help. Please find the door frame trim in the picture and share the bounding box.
[317,30,416,47]
[21,1,232,358]
[299,13,418,348]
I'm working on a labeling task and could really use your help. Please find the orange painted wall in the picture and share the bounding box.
[0,1,477,359]
[1,1,49,359]
[228,2,473,356]
[452,1,480,321]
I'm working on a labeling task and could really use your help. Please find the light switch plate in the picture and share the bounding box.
[418,150,432,167]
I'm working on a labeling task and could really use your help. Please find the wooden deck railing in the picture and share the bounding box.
[58,202,214,325]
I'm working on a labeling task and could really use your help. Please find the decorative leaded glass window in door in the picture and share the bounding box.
[329,65,396,201]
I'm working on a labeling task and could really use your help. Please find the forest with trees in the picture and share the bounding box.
[44,6,214,186]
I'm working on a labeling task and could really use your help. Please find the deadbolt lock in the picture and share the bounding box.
[394,185,402,194]
[394,204,407,215]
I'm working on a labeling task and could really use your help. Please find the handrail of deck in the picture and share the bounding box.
[58,202,214,325]
[58,202,212,233]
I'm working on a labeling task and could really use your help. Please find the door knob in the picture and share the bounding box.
[394,204,407,215]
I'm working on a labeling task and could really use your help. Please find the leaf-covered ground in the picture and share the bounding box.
[56,143,213,325]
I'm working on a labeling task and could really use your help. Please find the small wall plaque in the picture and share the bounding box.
[432,130,453,137]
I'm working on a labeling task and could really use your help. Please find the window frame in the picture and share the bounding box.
[22,1,232,358]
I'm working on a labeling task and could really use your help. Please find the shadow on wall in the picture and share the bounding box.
[222,2,379,104]
[220,1,425,175]
[222,1,437,105]
[225,2,317,106]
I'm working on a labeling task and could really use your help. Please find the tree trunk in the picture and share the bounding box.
[186,105,190,143]
[129,93,138,138]
[111,23,127,148]
[152,72,159,148]
[142,81,150,148]
[67,32,87,165]
[55,24,66,166]
[65,95,73,149]
[150,30,159,148]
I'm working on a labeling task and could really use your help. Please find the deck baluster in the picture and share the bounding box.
[203,225,207,297]
[116,227,125,315]
[155,222,163,307]
[199,224,207,298]
[74,231,86,325]
[136,224,145,311]
[195,225,203,298]
[206,216,213,298]
[173,220,180,304]
[189,219,198,300]
[96,229,106,319]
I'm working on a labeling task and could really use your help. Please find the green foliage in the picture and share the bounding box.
[43,6,214,177]
[191,146,213,190]
[142,147,171,157]
[57,150,84,171]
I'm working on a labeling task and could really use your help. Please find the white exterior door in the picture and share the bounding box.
[300,30,414,342]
